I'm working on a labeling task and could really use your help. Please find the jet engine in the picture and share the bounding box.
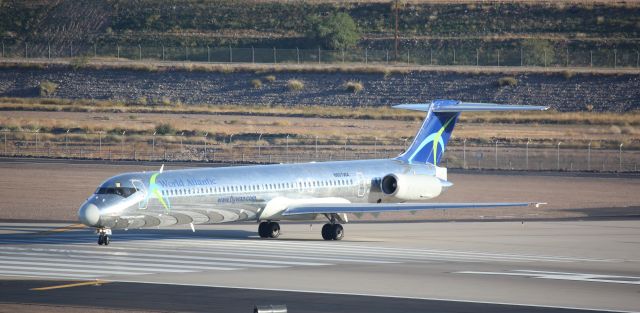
[380,173,443,201]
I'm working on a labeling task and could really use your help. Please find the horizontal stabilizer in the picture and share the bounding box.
[393,101,548,112]
[283,202,543,216]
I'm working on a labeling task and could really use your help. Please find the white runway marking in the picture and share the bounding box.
[456,270,640,285]
[0,230,619,281]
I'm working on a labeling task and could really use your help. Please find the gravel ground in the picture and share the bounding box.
[0,67,638,111]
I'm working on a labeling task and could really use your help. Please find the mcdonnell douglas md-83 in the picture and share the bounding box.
[78,100,547,245]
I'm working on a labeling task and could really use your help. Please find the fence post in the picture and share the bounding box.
[117,45,120,59]
[138,44,142,60]
[614,49,617,68]
[476,49,479,66]
[590,50,593,67]
[207,45,210,62]
[121,131,126,159]
[1,42,4,58]
[344,137,348,160]
[463,138,466,169]
[318,47,321,64]
[162,45,165,61]
[619,143,623,172]
[453,47,456,65]
[566,46,569,67]
[587,142,591,171]
[557,142,562,170]
[544,50,547,67]
[430,48,433,65]
[229,46,232,63]
[365,48,368,64]
[185,46,189,61]
[315,136,318,159]
[495,140,498,168]
[3,131,6,154]
[296,47,300,64]
[25,42,28,58]
[65,129,70,156]
[273,47,276,63]
[286,135,289,163]
[520,47,523,66]
[526,139,531,170]
[252,46,255,63]
[386,50,389,64]
[70,42,73,57]
[94,43,97,57]
[497,50,500,66]
[407,50,410,64]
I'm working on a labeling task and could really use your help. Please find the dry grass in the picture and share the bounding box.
[4,58,638,77]
[344,81,364,93]
[251,79,263,89]
[38,80,58,96]
[287,79,305,91]
[497,76,518,87]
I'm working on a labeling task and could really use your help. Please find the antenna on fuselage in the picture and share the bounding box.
[159,164,164,173]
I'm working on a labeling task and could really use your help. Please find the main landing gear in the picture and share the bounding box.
[321,213,344,240]
[321,223,344,241]
[258,221,280,238]
[97,228,112,246]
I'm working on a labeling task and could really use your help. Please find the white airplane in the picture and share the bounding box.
[78,100,547,245]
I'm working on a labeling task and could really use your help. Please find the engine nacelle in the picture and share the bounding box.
[380,173,443,201]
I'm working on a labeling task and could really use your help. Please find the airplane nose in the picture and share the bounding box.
[78,203,100,227]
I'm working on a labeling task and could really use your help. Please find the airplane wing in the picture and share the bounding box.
[282,202,545,216]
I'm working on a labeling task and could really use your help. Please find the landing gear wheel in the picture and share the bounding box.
[331,224,344,241]
[103,235,111,245]
[98,234,104,245]
[258,222,269,238]
[268,222,280,238]
[321,223,344,240]
[321,224,333,240]
[258,222,280,238]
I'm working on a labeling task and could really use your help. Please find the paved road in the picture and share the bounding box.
[0,221,639,312]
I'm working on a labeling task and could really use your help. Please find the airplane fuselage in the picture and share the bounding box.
[80,159,445,230]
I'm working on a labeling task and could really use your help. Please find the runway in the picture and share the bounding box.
[1,221,639,312]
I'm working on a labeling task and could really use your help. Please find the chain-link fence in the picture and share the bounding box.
[2,130,637,172]
[3,42,640,68]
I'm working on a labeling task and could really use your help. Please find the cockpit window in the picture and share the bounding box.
[96,187,137,197]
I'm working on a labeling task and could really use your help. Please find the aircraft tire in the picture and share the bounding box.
[269,222,280,238]
[258,222,269,238]
[321,224,332,240]
[97,234,104,245]
[103,235,110,245]
[331,224,344,241]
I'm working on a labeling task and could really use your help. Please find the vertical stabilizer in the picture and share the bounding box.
[394,100,548,165]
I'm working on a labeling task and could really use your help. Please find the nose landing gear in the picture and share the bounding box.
[97,228,112,246]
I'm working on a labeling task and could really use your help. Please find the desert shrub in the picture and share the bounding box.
[344,81,364,93]
[70,55,90,70]
[251,79,262,89]
[497,76,518,87]
[154,123,175,135]
[160,97,171,106]
[264,75,276,82]
[39,80,58,96]
[287,79,304,91]
[562,70,575,80]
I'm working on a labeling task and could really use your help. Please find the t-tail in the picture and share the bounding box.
[396,100,548,165]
